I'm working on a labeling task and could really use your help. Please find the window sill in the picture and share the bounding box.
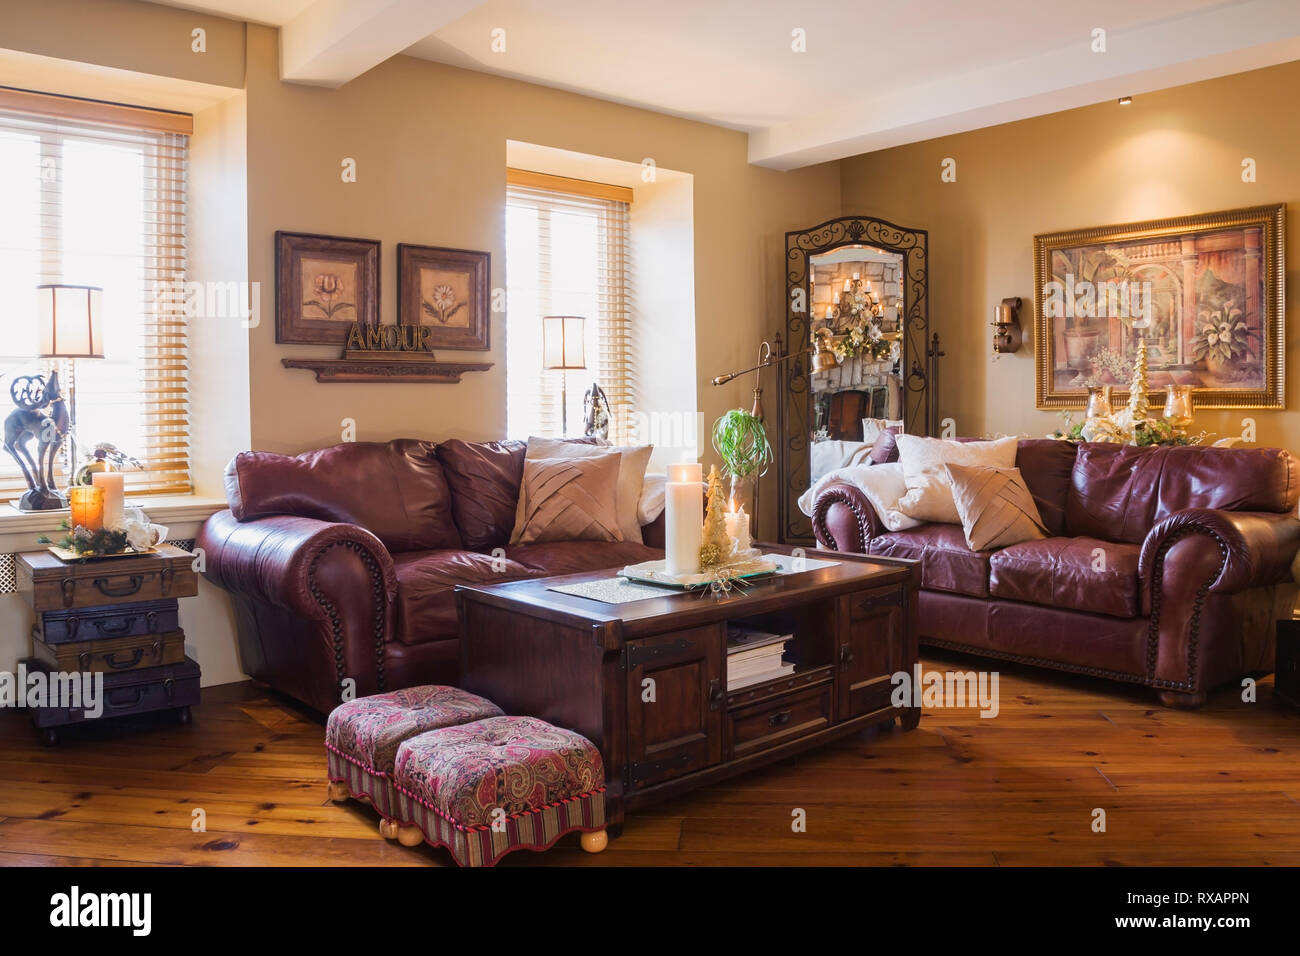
[0,494,227,545]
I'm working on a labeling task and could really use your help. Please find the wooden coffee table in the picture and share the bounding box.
[456,545,920,831]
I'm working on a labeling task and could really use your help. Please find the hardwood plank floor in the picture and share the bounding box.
[1,653,1296,867]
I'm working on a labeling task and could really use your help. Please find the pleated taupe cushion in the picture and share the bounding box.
[514,451,625,545]
[944,462,1048,552]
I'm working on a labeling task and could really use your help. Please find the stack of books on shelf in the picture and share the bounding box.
[726,625,795,690]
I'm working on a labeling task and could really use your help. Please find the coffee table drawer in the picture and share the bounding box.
[727,682,832,759]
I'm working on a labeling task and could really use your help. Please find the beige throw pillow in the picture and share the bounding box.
[519,436,653,543]
[945,463,1048,551]
[513,452,625,545]
[895,435,1019,524]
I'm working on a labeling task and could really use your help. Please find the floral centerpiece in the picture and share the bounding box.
[1050,333,1206,447]
[812,274,896,362]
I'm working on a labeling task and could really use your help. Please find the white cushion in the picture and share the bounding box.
[894,435,1019,525]
[797,462,921,532]
[637,473,666,525]
[810,440,873,482]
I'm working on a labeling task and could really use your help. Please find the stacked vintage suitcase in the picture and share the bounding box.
[16,544,201,745]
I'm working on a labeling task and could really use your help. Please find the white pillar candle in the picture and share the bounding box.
[664,462,702,577]
[92,471,126,531]
[724,507,751,555]
[852,271,860,281]
[843,278,851,292]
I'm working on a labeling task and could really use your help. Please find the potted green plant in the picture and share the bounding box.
[710,408,773,513]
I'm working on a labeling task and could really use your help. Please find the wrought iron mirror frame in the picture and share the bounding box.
[777,215,931,543]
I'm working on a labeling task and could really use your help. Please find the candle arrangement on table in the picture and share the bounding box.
[37,445,167,559]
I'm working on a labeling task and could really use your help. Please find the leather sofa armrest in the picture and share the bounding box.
[196,510,398,707]
[197,509,397,614]
[811,480,885,554]
[1140,508,1300,596]
[1139,508,1300,701]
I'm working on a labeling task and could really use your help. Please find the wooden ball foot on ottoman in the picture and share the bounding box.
[580,829,608,854]
[396,825,425,847]
[378,818,398,839]
[328,780,351,802]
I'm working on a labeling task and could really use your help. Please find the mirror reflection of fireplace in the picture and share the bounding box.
[808,245,905,482]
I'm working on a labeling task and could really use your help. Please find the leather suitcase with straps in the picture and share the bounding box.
[34,599,181,644]
[17,545,198,612]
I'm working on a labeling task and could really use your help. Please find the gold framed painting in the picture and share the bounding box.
[397,243,490,351]
[1033,204,1284,409]
[275,231,380,345]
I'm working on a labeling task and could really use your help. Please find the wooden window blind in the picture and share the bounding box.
[0,101,191,502]
[505,180,634,443]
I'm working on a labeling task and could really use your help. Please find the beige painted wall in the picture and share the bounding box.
[840,60,1300,452]
[0,0,245,88]
[241,23,840,489]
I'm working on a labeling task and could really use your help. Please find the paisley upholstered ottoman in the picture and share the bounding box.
[389,715,608,866]
[325,685,503,835]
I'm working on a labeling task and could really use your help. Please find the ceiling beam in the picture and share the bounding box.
[749,0,1300,169]
[280,0,486,87]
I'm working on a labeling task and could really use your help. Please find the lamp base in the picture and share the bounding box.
[13,488,69,512]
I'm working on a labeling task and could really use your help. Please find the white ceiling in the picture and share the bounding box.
[146,0,1300,168]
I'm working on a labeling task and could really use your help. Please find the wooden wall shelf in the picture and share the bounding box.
[281,358,493,383]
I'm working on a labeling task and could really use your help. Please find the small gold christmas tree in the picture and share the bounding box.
[1128,334,1150,421]
[699,465,732,568]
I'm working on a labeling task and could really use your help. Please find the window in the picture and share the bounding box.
[0,99,190,502]
[505,177,632,443]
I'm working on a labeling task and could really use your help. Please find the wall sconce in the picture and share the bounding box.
[991,297,1023,355]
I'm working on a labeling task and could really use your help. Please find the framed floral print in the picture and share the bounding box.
[275,231,380,345]
[397,243,490,351]
[1033,204,1284,409]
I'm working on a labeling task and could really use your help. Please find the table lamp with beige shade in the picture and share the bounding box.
[541,315,586,436]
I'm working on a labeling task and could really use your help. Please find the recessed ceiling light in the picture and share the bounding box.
[1118,96,1133,105]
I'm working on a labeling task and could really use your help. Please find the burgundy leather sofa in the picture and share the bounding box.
[196,438,663,713]
[811,440,1300,706]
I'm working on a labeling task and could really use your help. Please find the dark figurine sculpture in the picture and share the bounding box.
[583,380,611,440]
[3,372,70,511]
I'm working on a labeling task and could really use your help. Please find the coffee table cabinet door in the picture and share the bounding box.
[837,588,903,721]
[624,625,724,789]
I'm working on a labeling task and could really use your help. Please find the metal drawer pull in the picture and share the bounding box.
[93,574,144,598]
[146,610,159,633]
[94,616,137,636]
[768,710,793,728]
[61,579,75,607]
[839,643,855,668]
[103,647,147,670]
[708,678,723,711]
